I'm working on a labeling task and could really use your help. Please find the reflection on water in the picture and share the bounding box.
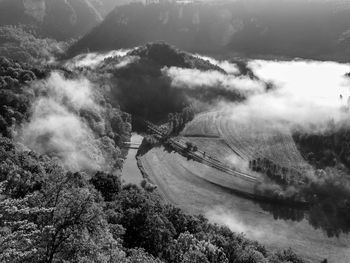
[259,203,305,223]
[259,200,350,238]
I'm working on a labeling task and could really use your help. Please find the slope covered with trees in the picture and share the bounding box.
[0,0,103,41]
[92,42,244,124]
[0,25,70,63]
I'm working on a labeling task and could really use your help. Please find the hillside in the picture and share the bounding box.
[0,25,70,63]
[0,0,103,40]
[74,42,246,122]
[68,0,350,61]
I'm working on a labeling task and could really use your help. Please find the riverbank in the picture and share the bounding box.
[121,133,144,185]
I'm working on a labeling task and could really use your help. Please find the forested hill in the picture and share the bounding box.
[85,42,247,123]
[0,0,103,41]
[67,0,350,61]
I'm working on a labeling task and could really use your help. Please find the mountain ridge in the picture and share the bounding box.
[67,0,350,61]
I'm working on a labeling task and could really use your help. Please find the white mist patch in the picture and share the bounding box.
[162,67,264,95]
[109,55,139,70]
[43,72,97,110]
[22,99,104,171]
[225,154,249,171]
[206,207,267,240]
[19,72,106,172]
[218,59,350,132]
[66,49,132,69]
[250,60,350,108]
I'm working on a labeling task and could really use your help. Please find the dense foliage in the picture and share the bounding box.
[0,0,105,41]
[289,127,350,237]
[0,136,306,263]
[294,126,350,170]
[0,56,47,137]
[0,25,70,63]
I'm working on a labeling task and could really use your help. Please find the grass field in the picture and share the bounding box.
[182,111,311,170]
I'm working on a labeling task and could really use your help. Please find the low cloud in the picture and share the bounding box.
[66,49,132,69]
[176,58,350,133]
[17,72,107,172]
[226,60,350,132]
[21,98,104,171]
[162,66,265,95]
[206,206,268,240]
[40,72,97,109]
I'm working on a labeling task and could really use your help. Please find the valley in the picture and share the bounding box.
[1,0,350,259]
[137,111,350,263]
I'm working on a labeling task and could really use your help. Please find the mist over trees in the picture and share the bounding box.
[90,42,246,123]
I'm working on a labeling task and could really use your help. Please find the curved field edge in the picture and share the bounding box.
[182,111,312,171]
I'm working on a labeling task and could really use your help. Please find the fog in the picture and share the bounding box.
[250,60,350,110]
[206,206,269,240]
[169,58,350,132]
[18,72,107,172]
[66,49,132,69]
[236,60,350,131]
[21,98,104,171]
[162,66,265,95]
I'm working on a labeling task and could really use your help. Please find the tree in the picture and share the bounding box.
[0,168,123,263]
[127,248,164,263]
[167,232,228,263]
[36,172,118,263]
[235,247,267,263]
[90,171,122,202]
[0,190,53,263]
[268,248,304,263]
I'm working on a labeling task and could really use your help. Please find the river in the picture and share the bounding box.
[121,133,144,185]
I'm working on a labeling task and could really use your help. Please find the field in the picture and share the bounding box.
[139,146,259,204]
[182,111,310,170]
[139,110,314,200]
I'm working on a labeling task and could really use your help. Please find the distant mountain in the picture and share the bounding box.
[68,0,350,61]
[0,0,104,40]
[90,0,137,16]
